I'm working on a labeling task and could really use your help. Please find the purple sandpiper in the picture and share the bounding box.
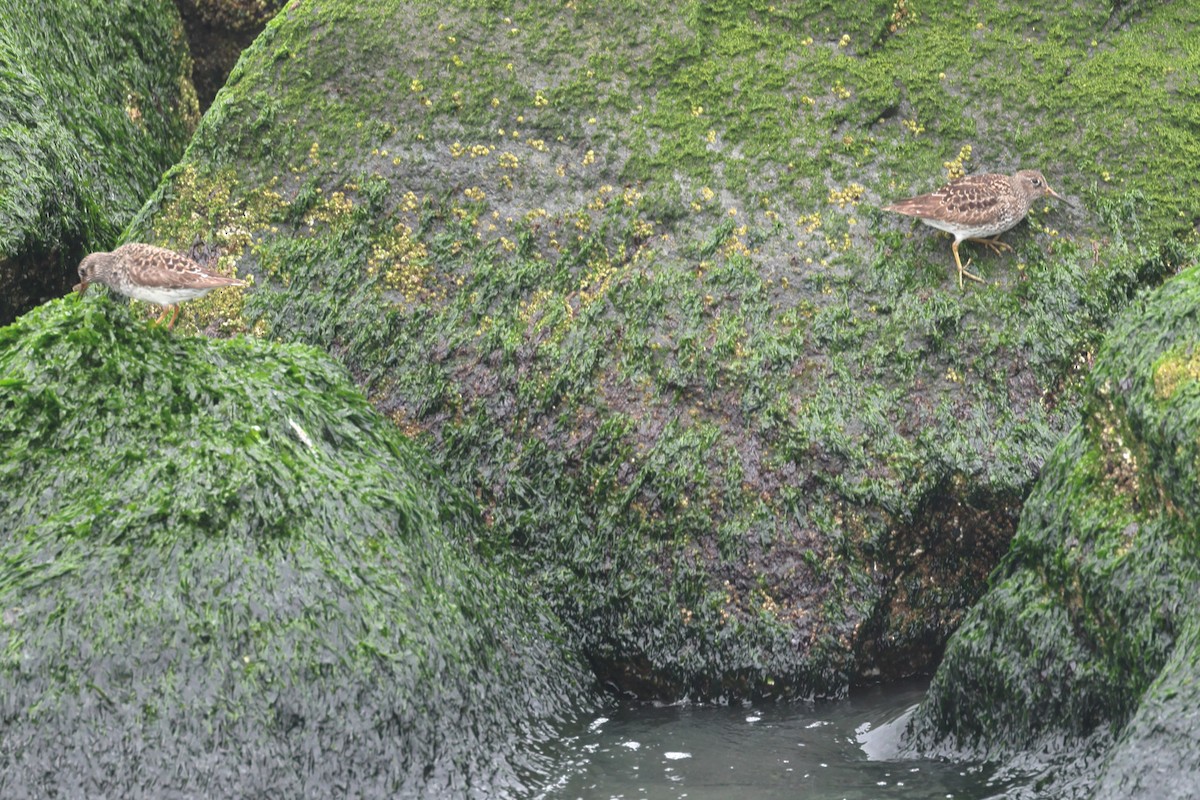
[884,170,1064,288]
[75,243,248,328]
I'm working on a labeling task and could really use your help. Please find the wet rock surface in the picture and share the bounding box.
[128,0,1199,701]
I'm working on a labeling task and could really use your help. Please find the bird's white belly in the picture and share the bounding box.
[920,216,1014,239]
[120,285,213,306]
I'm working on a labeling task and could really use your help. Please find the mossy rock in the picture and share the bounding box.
[0,0,199,326]
[0,297,592,796]
[906,265,1200,797]
[129,0,1199,700]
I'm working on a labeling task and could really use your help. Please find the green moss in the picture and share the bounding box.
[907,266,1200,792]
[129,0,1200,700]
[0,297,592,795]
[1151,345,1200,401]
[0,0,197,322]
[1089,612,1200,798]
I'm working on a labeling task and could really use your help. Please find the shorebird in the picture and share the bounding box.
[884,170,1064,288]
[75,243,248,328]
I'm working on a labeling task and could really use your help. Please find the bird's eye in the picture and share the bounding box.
[1032,178,1041,186]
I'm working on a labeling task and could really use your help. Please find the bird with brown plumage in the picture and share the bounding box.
[884,170,1064,288]
[75,243,248,329]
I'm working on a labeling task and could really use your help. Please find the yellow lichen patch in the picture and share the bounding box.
[519,288,554,329]
[1090,391,1142,498]
[303,190,354,227]
[151,166,287,294]
[631,218,655,242]
[577,256,617,309]
[943,144,973,180]
[368,221,432,300]
[175,70,200,130]
[691,186,717,211]
[827,184,865,208]
[797,212,822,233]
[723,228,752,257]
[587,184,614,210]
[451,142,493,158]
[398,191,421,213]
[388,407,425,438]
[215,224,255,255]
[176,280,251,334]
[569,209,591,232]
[1152,347,1200,400]
[822,232,852,252]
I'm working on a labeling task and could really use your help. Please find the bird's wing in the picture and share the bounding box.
[884,174,1009,225]
[117,243,248,288]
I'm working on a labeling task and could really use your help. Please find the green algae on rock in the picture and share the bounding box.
[0,298,593,796]
[0,0,199,326]
[906,262,1200,796]
[128,0,1198,700]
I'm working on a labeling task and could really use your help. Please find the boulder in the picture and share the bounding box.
[128,0,1200,699]
[0,297,592,797]
[907,264,1200,797]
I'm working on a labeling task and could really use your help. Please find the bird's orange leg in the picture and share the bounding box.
[964,236,1012,255]
[153,305,180,328]
[951,242,985,289]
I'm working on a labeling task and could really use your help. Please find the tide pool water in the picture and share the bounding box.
[536,681,1037,800]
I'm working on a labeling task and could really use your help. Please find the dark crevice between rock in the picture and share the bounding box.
[0,245,87,329]
[173,0,287,111]
[853,480,1023,686]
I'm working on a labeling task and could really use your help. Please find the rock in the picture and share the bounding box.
[906,264,1200,797]
[0,0,198,325]
[129,0,1200,700]
[0,297,593,797]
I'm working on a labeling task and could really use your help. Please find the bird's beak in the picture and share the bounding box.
[74,280,89,296]
[1046,185,1076,207]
